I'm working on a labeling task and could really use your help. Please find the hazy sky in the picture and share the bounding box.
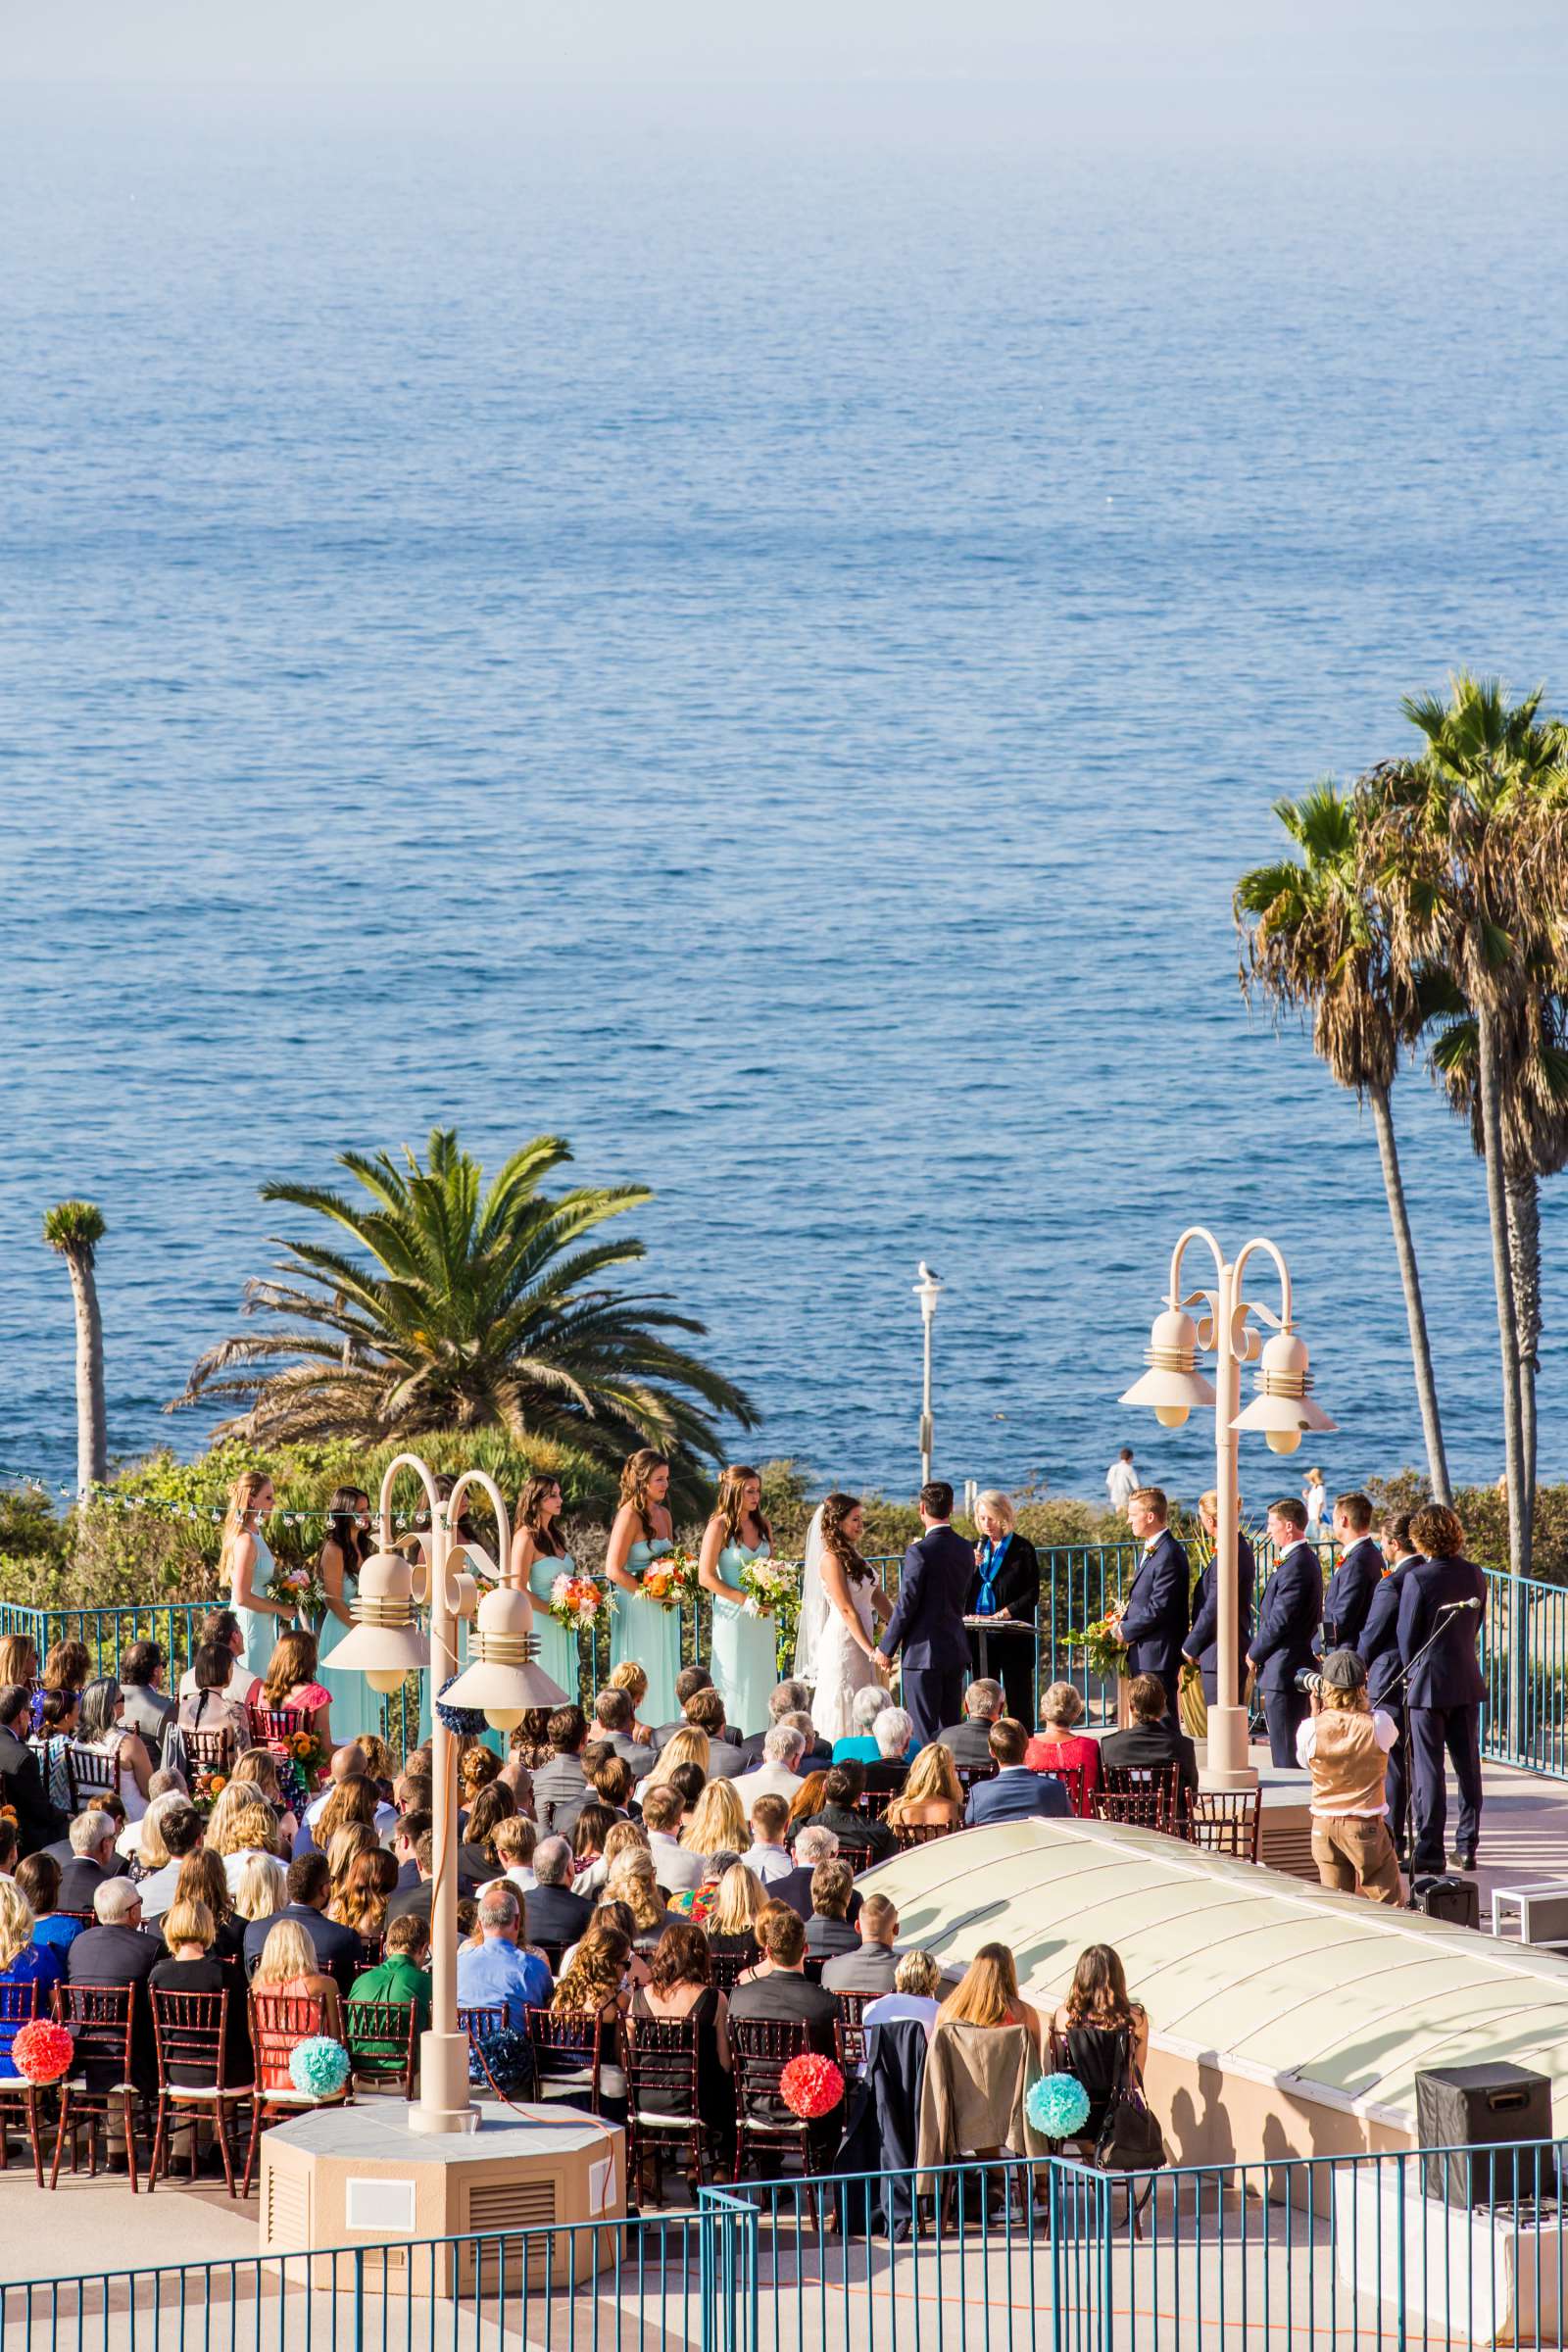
[9,0,1565,110]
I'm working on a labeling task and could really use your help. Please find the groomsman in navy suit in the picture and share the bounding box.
[1248,1497,1324,1767]
[1358,1510,1424,1859]
[1397,1502,1487,1874]
[1110,1488,1191,1719]
[1320,1492,1383,1653]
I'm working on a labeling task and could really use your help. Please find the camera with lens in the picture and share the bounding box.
[1294,1668,1326,1698]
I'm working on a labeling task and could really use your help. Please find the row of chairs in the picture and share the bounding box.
[1093,1766,1261,1861]
[45,1705,314,1815]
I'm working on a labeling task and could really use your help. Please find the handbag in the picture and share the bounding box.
[1093,2029,1166,2174]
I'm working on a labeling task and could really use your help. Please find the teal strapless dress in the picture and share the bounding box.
[314,1564,367,1742]
[234,1529,281,1680]
[527,1548,584,1708]
[710,1542,779,1740]
[610,1539,681,1725]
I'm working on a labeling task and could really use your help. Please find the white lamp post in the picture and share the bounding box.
[1120,1229,1335,1791]
[913,1262,942,1488]
[328,1450,566,2133]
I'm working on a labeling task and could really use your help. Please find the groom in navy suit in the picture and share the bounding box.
[878,1482,975,1749]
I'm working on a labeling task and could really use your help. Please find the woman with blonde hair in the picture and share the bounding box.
[228,1746,299,1839]
[636,1725,710,1801]
[251,1918,342,2085]
[510,1473,579,1701]
[679,1778,747,1860]
[129,1788,186,1882]
[213,1803,284,1893]
[604,1851,671,1947]
[706,1858,763,1966]
[231,1850,287,1926]
[698,1464,776,1743]
[0,1636,38,1691]
[261,1629,333,1750]
[315,1776,380,1848]
[1023,1684,1102,1814]
[0,1881,62,2074]
[326,1822,378,1888]
[606,1448,680,1727]
[886,1741,965,1831]
[220,1470,291,1679]
[968,1491,1039,1725]
[938,1941,1046,2055]
[606,1660,655,1743]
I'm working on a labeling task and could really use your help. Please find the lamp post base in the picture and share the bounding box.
[1200,1703,1260,1792]
[408,2033,481,2134]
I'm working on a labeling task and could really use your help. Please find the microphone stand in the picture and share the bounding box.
[1375,1601,1476,1891]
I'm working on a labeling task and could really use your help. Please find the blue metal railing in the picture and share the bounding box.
[4,2138,1564,2350]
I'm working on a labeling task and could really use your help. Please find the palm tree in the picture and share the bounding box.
[1236,780,1451,1499]
[42,1200,108,1494]
[1366,674,1568,1581]
[169,1128,757,1473]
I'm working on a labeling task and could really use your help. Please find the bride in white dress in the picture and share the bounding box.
[794,1493,894,1746]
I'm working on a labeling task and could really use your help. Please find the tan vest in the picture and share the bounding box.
[1307,1707,1388,1814]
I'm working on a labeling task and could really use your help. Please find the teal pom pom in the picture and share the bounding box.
[1027,2071,1092,2139]
[289,2034,351,2099]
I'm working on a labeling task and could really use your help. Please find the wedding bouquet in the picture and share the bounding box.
[739,1557,795,1620]
[273,1563,328,1623]
[1063,1614,1130,1681]
[641,1546,698,1611]
[548,1571,609,1634]
[284,1724,330,1790]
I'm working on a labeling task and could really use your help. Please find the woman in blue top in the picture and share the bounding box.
[698,1464,777,1741]
[832,1683,900,1762]
[221,1471,295,1684]
[15,1854,82,1964]
[0,1881,64,2077]
[607,1449,681,1729]
[510,1474,581,1706]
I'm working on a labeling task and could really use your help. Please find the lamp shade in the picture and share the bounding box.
[1120,1307,1217,1426]
[327,1549,430,1691]
[442,1584,567,1729]
[1230,1328,1336,1452]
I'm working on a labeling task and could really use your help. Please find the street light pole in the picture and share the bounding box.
[1120,1228,1335,1792]
[914,1262,942,1487]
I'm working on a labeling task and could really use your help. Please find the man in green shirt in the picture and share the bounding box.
[347,1914,433,2052]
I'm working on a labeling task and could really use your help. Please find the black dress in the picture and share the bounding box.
[967,1535,1039,1726]
[630,1984,735,2163]
[148,1954,254,2084]
[1056,2019,1132,2141]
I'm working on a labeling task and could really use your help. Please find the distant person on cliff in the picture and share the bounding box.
[1105,1450,1138,1515]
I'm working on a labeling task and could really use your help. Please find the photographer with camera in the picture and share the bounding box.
[1295,1649,1403,1905]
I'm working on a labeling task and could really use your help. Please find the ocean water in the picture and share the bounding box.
[3,88,1566,1508]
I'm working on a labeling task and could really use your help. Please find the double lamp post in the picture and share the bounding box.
[1119,1227,1335,1790]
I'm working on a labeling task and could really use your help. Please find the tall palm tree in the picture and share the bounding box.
[169,1128,757,1472]
[42,1200,108,1494]
[1366,675,1568,1581]
[1236,780,1451,1499]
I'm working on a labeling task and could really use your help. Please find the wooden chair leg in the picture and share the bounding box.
[148,2094,168,2192]
[123,2093,139,2194]
[48,2092,70,2190]
[216,2100,239,2197]
[241,2102,267,2198]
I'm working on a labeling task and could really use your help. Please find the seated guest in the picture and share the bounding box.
[1100,1673,1199,1813]
[680,1778,749,1869]
[568,1804,618,1892]
[0,1683,65,1856]
[41,1641,90,1708]
[457,1782,517,1885]
[963,1719,1071,1826]
[932,1941,1048,2100]
[212,1800,287,1890]
[590,1687,657,1778]
[177,1612,260,1708]
[349,1913,433,2038]
[329,1847,399,1944]
[150,1895,253,2089]
[251,1918,343,2080]
[832,1686,896,1764]
[745,1791,796,1887]
[630,1922,735,2168]
[526,1836,594,1947]
[59,1807,121,1913]
[804,1859,860,1961]
[668,1845,743,1928]
[885,1742,965,1833]
[0,1879,65,2073]
[33,1689,81,1819]
[231,1851,287,1936]
[119,1642,177,1766]
[681,1688,747,1780]
[487,1813,538,1895]
[302,1744,397,1842]
[533,1706,592,1838]
[642,1786,706,1896]
[936,1680,1004,1770]
[295,1774,383,1862]
[550,1918,635,2104]
[736,1682,832,1771]
[1050,1943,1149,2141]
[821,1889,901,1992]
[864,1945,944,2035]
[456,1883,554,2024]
[705,1857,764,1967]
[242,1852,362,1993]
[1024,1683,1102,1812]
[385,1830,480,1926]
[730,1901,841,2164]
[74,1678,155,1822]
[66,1879,162,2093]
[176,1642,254,1759]
[968,1492,1040,1727]
[227,1748,299,1843]
[864,1705,917,1794]
[125,1789,185,1885]
[605,1851,680,1954]
[170,1847,248,1966]
[259,1631,334,1755]
[784,1770,830,1843]
[390,1809,432,1894]
[635,1727,711,1808]
[585,1749,634,1818]
[650,1666,722,1752]
[605,1663,656,1748]
[769,1824,861,1925]
[731,1725,808,1811]
[797,1763,895,1864]
[134,1799,206,1923]
[15,1853,82,1962]
[507,1709,557,1784]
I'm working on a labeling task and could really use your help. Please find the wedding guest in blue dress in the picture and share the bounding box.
[510,1473,582,1706]
[699,1465,778,1740]
[222,1472,294,1683]
[314,1486,372,1744]
[607,1449,682,1730]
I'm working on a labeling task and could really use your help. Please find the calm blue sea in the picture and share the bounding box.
[3,88,1566,1508]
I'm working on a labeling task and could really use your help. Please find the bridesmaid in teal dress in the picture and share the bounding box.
[314,1486,372,1743]
[699,1463,778,1740]
[510,1473,580,1707]
[606,1448,681,1728]
[221,1471,295,1682]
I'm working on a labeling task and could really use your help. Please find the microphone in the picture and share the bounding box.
[1439,1597,1482,1611]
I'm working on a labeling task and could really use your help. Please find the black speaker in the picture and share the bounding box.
[1414,2064,1554,2206]
[1410,1874,1481,1931]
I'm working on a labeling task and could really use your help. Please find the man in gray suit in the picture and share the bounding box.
[532,1704,591,1838]
[820,1892,902,1994]
[589,1688,656,1779]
